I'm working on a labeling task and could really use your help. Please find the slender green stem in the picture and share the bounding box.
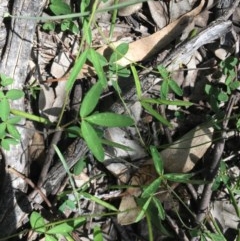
[7,0,149,21]
[10,109,50,124]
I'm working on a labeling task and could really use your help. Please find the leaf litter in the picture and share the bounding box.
[8,0,240,240]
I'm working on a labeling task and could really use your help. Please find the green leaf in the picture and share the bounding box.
[157,65,169,80]
[109,64,130,77]
[152,196,165,220]
[7,124,20,140]
[73,157,86,175]
[7,116,21,125]
[168,79,183,96]
[164,173,208,184]
[0,91,5,99]
[59,199,76,212]
[217,92,228,102]
[150,146,163,175]
[0,74,14,86]
[204,84,212,95]
[94,226,103,241]
[82,192,118,211]
[85,112,134,127]
[229,81,240,90]
[141,98,193,106]
[45,234,58,241]
[82,20,92,44]
[0,98,10,121]
[206,232,226,241]
[70,22,80,34]
[80,81,103,118]
[50,1,71,15]
[161,80,169,99]
[101,138,133,151]
[141,102,171,127]
[42,22,55,31]
[30,211,46,233]
[88,48,107,88]
[6,89,24,100]
[109,43,129,63]
[0,123,6,138]
[61,19,71,31]
[81,120,104,161]
[220,56,238,74]
[131,64,142,99]
[1,138,19,150]
[141,178,161,198]
[67,126,82,138]
[135,196,152,223]
[47,222,73,234]
[87,49,108,68]
[66,48,89,92]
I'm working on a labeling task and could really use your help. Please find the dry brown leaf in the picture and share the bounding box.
[160,124,213,173]
[96,0,205,67]
[48,0,205,81]
[118,161,157,225]
[147,0,169,29]
[117,123,213,225]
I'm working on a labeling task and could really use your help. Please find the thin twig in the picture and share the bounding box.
[6,166,52,208]
[196,94,239,223]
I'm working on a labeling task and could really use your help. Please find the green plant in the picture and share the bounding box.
[134,146,207,239]
[0,74,24,150]
[68,79,134,162]
[131,65,192,127]
[205,56,240,113]
[30,211,86,241]
[43,0,80,34]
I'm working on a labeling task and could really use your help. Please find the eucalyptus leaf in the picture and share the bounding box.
[85,112,134,127]
[80,81,103,118]
[81,120,104,161]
